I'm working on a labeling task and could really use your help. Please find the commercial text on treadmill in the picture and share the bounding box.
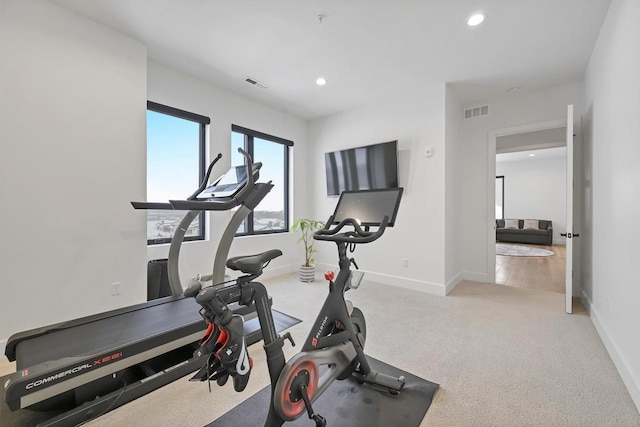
[23,350,123,390]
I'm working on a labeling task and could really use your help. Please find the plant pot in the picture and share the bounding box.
[299,265,316,282]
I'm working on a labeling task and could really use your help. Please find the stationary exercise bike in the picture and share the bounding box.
[186,187,406,426]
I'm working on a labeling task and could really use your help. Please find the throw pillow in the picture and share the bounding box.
[523,219,539,229]
[505,219,519,229]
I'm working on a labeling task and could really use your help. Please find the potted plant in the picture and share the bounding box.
[291,218,326,282]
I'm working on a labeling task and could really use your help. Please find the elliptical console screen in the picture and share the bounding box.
[332,188,403,227]
[196,166,249,199]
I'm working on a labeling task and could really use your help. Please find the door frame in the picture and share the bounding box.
[487,118,567,284]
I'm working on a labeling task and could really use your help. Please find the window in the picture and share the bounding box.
[146,101,209,244]
[231,125,292,235]
[496,175,504,219]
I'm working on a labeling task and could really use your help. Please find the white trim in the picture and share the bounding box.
[462,271,493,284]
[487,118,566,285]
[582,289,640,412]
[256,264,293,281]
[365,271,447,295]
[580,287,593,315]
[445,272,463,295]
[565,105,574,314]
[316,262,447,296]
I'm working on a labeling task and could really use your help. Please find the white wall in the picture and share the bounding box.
[459,82,584,282]
[583,0,640,411]
[309,87,448,295]
[496,149,567,244]
[0,1,147,349]
[145,61,309,284]
[444,86,464,290]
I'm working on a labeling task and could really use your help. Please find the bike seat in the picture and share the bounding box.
[226,249,283,275]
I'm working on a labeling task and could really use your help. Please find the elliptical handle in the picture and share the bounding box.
[187,153,223,201]
[230,148,256,203]
[314,215,389,244]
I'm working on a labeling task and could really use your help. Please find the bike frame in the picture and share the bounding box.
[194,188,406,426]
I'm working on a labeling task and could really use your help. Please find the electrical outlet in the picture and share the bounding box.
[605,297,611,312]
[111,282,122,296]
[402,258,409,268]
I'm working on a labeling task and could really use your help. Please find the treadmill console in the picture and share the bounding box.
[196,163,261,200]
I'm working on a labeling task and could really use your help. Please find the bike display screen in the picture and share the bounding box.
[331,188,403,227]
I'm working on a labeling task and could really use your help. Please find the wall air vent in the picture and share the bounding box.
[244,76,269,89]
[464,105,489,119]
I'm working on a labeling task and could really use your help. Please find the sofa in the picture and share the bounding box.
[496,219,553,246]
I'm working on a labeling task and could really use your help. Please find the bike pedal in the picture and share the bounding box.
[312,414,327,427]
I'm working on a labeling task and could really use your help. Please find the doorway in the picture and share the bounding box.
[488,121,568,294]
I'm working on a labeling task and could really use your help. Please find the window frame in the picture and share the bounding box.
[146,101,209,245]
[231,124,293,236]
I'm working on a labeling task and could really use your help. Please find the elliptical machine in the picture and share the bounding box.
[186,187,405,426]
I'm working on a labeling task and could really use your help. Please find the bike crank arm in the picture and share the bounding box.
[352,370,406,395]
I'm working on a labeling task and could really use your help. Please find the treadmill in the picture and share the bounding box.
[3,149,277,426]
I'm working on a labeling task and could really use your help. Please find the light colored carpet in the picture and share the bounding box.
[4,274,639,426]
[496,243,554,257]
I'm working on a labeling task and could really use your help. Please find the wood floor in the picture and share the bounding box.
[495,243,566,293]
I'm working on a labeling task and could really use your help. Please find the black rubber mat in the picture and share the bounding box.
[209,357,439,427]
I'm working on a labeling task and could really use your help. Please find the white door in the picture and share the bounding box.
[565,105,574,313]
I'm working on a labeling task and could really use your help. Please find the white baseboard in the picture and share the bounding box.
[445,272,463,295]
[582,289,640,413]
[462,271,492,283]
[316,263,447,296]
[580,288,593,315]
[259,264,294,281]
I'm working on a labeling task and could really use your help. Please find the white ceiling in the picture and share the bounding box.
[497,127,567,154]
[497,146,567,163]
[50,0,611,120]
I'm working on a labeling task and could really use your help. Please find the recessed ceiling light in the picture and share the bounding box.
[529,153,536,157]
[316,77,327,86]
[467,13,485,26]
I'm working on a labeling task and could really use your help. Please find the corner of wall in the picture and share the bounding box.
[445,272,463,295]
[584,290,640,412]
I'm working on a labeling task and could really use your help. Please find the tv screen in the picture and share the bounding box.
[325,140,398,196]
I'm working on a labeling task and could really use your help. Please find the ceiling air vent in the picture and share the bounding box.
[464,105,489,119]
[244,76,269,89]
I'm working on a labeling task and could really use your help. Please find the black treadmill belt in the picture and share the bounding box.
[16,297,204,369]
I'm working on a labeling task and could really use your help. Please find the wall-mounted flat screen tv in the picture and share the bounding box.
[325,140,398,197]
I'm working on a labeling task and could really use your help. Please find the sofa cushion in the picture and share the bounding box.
[523,219,539,229]
[538,220,552,231]
[504,219,519,229]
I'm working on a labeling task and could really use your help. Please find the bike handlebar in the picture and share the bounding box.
[313,215,390,244]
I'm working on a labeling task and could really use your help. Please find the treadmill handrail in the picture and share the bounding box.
[132,149,259,211]
[130,201,173,210]
[187,152,222,200]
